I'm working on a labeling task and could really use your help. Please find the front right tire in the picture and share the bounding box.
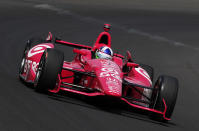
[150,75,179,121]
[139,63,154,82]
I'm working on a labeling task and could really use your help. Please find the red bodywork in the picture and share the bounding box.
[20,26,170,120]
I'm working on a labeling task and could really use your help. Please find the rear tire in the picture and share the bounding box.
[34,48,64,92]
[150,75,179,121]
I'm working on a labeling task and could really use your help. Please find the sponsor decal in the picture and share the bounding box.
[135,67,152,84]
[99,60,122,82]
[27,44,51,57]
[24,59,39,75]
[99,60,121,94]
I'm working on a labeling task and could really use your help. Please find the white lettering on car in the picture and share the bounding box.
[99,60,122,82]
[32,61,39,74]
[23,59,39,75]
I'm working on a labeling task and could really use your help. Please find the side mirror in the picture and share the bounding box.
[73,48,87,56]
[126,50,133,62]
[126,62,139,67]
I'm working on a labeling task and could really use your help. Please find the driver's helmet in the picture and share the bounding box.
[95,46,113,59]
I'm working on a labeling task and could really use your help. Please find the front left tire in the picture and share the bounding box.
[34,48,64,92]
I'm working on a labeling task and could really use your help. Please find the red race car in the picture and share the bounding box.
[19,24,178,122]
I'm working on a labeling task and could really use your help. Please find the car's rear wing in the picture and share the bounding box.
[45,32,92,49]
[46,32,124,59]
[55,39,92,50]
[55,39,125,58]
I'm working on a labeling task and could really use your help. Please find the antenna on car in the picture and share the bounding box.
[104,24,111,32]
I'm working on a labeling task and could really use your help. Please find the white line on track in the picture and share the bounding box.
[34,4,199,51]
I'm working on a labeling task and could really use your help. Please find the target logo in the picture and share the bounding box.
[27,44,52,57]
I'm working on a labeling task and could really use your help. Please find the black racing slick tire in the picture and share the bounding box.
[150,75,179,121]
[34,48,64,92]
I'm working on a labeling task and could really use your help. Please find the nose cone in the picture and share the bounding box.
[94,59,123,97]
[104,84,122,97]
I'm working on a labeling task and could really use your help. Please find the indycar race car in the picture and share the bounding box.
[19,24,178,122]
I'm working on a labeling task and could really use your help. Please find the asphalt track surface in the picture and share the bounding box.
[1,0,199,130]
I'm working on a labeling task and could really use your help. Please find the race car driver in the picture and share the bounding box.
[95,46,113,60]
